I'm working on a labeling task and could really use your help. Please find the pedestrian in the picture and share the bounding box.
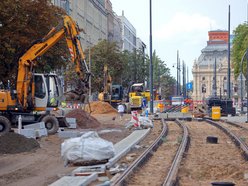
[141,97,147,114]
[117,103,125,121]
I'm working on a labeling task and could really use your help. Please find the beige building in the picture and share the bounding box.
[192,30,237,101]
[68,0,108,48]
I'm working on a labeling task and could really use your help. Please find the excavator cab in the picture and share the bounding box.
[34,73,62,110]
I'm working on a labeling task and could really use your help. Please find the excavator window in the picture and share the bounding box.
[34,76,46,99]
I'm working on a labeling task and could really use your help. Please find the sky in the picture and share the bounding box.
[111,0,248,81]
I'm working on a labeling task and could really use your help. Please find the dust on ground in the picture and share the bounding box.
[0,102,131,186]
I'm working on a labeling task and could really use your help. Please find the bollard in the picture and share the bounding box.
[18,115,22,134]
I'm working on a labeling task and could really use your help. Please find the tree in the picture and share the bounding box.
[89,40,125,92]
[232,23,248,78]
[0,0,67,86]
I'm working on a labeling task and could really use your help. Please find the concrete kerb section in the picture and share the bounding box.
[106,128,151,168]
[49,173,98,186]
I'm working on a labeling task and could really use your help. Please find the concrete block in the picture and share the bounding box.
[68,123,77,129]
[72,164,106,176]
[66,118,76,124]
[24,122,45,129]
[20,129,36,139]
[36,128,48,137]
[58,131,80,138]
[49,173,98,186]
[65,118,77,129]
[97,176,109,182]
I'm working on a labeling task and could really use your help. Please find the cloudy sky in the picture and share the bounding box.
[111,0,247,80]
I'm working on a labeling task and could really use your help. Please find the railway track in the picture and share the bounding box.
[111,119,189,186]
[205,118,248,160]
[177,118,248,185]
[107,117,248,186]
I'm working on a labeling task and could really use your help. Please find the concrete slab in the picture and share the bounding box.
[106,128,150,168]
[72,164,106,176]
[20,129,36,138]
[36,128,48,137]
[58,131,80,138]
[24,122,45,129]
[49,173,98,186]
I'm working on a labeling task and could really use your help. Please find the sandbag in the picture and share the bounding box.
[61,131,115,166]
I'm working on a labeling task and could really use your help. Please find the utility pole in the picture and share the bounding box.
[213,56,217,97]
[187,66,189,98]
[178,58,181,95]
[149,0,153,114]
[227,4,231,99]
[183,61,186,98]
[176,50,179,95]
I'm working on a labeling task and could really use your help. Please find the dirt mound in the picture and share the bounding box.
[85,101,117,114]
[0,132,40,154]
[65,109,101,129]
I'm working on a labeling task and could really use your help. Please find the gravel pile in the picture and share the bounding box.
[0,132,40,154]
[85,101,117,114]
[65,109,101,129]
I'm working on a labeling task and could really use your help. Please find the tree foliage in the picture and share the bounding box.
[89,40,125,92]
[0,0,67,85]
[232,23,248,78]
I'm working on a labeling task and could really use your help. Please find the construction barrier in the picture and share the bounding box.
[131,111,140,127]
[181,106,189,113]
[211,106,221,120]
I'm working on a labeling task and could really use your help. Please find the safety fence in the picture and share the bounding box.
[151,100,207,113]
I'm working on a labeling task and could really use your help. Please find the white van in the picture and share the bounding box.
[171,96,184,106]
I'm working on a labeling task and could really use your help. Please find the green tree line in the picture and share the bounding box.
[0,0,176,99]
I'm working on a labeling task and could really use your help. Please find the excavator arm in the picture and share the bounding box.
[16,15,90,109]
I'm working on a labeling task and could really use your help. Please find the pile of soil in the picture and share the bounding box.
[85,101,117,114]
[0,133,40,154]
[65,109,101,129]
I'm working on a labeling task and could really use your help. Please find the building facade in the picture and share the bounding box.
[192,30,237,101]
[118,11,136,52]
[54,0,108,49]
[53,0,125,50]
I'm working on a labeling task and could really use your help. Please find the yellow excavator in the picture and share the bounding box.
[0,15,90,134]
[98,65,112,102]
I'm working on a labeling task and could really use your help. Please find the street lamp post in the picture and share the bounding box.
[246,48,248,123]
[214,56,217,97]
[149,0,153,114]
[172,62,181,96]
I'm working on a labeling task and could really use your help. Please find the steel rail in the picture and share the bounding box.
[205,118,248,160]
[220,119,248,131]
[162,119,190,186]
[111,118,168,186]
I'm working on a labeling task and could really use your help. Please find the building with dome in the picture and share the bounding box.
[192,30,238,101]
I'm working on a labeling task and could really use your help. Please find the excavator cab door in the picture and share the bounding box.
[34,74,48,110]
[45,74,62,108]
